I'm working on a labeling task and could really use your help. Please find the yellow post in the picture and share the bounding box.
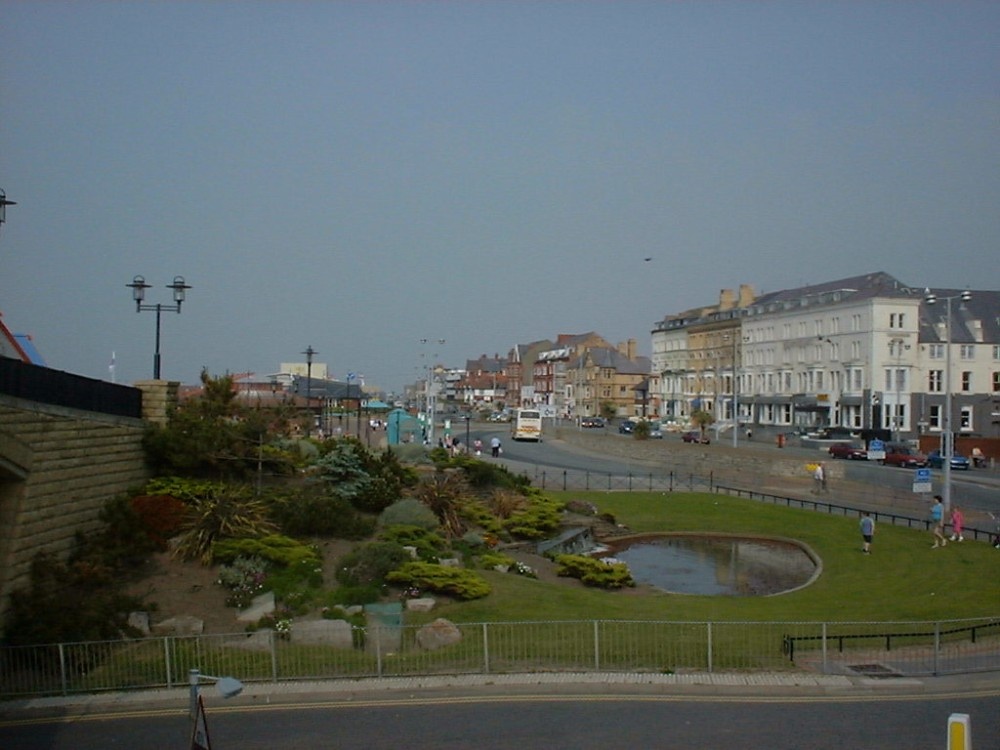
[947,713,971,750]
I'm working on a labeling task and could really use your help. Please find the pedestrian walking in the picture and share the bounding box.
[812,462,827,493]
[949,505,964,542]
[859,512,875,554]
[490,436,502,458]
[930,495,947,548]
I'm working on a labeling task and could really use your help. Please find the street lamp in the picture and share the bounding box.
[126,275,191,380]
[924,288,971,512]
[188,668,243,748]
[0,188,16,236]
[723,333,744,448]
[303,345,316,437]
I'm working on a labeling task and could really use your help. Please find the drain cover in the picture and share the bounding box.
[847,663,901,678]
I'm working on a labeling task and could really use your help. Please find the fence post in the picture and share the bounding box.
[563,470,567,491]
[593,621,600,671]
[58,643,68,696]
[934,621,941,676]
[164,637,173,688]
[270,628,278,682]
[706,622,713,673]
[482,623,490,674]
[821,622,828,674]
[375,625,383,677]
[669,471,674,492]
[586,471,591,490]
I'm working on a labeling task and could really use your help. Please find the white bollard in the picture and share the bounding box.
[947,713,971,750]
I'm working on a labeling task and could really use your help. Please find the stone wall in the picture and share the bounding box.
[0,392,158,626]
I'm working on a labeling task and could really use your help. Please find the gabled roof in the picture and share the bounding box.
[0,311,45,365]
[752,271,916,307]
[920,289,1000,345]
[577,346,651,375]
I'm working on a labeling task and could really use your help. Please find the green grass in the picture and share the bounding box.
[422,491,1000,624]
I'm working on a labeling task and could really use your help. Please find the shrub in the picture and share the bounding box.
[554,554,634,589]
[265,488,375,539]
[453,456,531,490]
[335,542,410,588]
[172,484,277,564]
[212,534,321,568]
[216,555,270,608]
[385,562,491,600]
[378,499,440,531]
[413,470,470,538]
[379,525,449,561]
[129,494,187,550]
[503,495,564,539]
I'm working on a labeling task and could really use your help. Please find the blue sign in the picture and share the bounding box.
[869,439,885,452]
[916,468,931,482]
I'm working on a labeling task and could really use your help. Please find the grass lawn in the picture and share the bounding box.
[427,491,1000,624]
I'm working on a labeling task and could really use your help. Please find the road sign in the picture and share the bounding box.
[913,467,932,494]
[868,438,886,461]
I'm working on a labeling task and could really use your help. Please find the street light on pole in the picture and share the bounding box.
[888,337,911,442]
[0,188,16,238]
[188,667,243,749]
[127,275,191,380]
[924,288,971,512]
[302,346,316,437]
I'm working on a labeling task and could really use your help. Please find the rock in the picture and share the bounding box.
[402,545,419,559]
[237,591,275,623]
[151,615,204,636]
[438,557,461,568]
[415,618,462,651]
[405,597,436,612]
[290,619,355,649]
[127,611,151,635]
[224,630,274,652]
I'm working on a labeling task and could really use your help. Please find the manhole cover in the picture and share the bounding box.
[847,663,901,679]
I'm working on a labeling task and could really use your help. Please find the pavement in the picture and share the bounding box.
[2,669,999,720]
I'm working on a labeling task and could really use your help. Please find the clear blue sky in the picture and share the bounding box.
[2,2,997,393]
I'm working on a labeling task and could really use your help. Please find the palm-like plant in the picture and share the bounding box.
[413,470,470,539]
[173,484,277,564]
[690,409,715,440]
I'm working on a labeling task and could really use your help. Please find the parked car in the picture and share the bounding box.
[647,424,664,439]
[828,442,867,460]
[681,431,710,444]
[927,451,971,471]
[618,421,635,434]
[879,444,928,468]
[580,416,605,428]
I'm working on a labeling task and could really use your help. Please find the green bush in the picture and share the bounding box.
[503,495,564,539]
[212,534,321,568]
[554,554,634,589]
[379,524,449,561]
[378,499,440,531]
[265,487,375,539]
[172,484,277,564]
[335,542,410,588]
[385,562,492,600]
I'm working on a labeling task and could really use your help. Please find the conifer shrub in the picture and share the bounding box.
[385,562,491,600]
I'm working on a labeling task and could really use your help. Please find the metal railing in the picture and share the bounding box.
[2,617,997,698]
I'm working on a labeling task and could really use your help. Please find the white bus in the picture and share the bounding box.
[511,408,543,441]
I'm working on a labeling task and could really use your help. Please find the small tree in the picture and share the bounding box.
[599,401,617,422]
[690,409,715,440]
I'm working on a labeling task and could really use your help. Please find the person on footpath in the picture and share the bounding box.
[812,462,827,493]
[949,505,964,542]
[859,512,875,554]
[930,495,947,548]
[490,435,502,458]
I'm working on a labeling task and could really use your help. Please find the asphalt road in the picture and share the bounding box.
[3,688,998,749]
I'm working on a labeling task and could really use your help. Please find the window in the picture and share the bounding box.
[851,314,862,332]
[928,370,943,392]
[889,312,905,329]
[994,345,1000,361]
[994,371,1000,392]
[959,407,972,431]
[928,344,943,359]
[961,371,971,392]
[928,405,941,429]
[960,345,974,360]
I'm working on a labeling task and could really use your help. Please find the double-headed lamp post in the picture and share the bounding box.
[127,275,191,380]
[0,188,16,237]
[303,345,316,437]
[924,288,971,512]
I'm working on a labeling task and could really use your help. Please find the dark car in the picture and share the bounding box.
[927,451,971,470]
[580,416,605,428]
[618,421,635,434]
[681,431,710,444]
[828,442,867,460]
[880,444,928,468]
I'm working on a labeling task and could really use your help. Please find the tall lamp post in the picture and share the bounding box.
[723,333,743,448]
[302,346,316,437]
[127,275,191,380]
[924,288,971,512]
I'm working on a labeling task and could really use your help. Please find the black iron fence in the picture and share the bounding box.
[0,357,141,418]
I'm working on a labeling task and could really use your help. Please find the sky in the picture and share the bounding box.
[2,2,998,394]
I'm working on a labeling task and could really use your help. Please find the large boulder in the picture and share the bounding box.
[415,618,462,651]
[290,619,355,649]
[237,591,275,623]
[151,615,204,636]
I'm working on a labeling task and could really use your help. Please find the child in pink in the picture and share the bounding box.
[949,506,964,542]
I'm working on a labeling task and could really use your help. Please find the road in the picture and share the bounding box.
[3,689,998,749]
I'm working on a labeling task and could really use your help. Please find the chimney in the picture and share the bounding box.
[738,284,756,307]
[719,289,735,310]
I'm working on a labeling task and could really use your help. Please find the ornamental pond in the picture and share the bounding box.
[604,534,819,596]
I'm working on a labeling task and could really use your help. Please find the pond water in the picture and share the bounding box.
[607,535,817,596]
